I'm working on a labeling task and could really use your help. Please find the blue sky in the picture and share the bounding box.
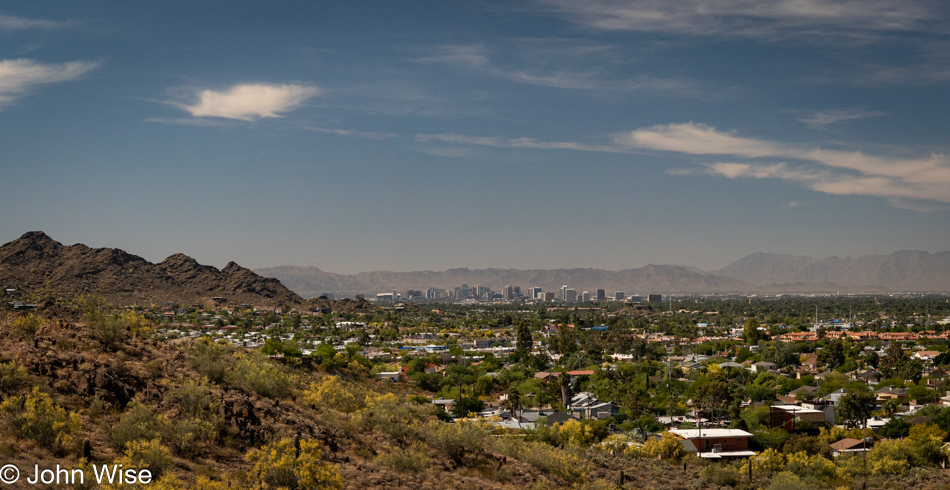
[1,1,949,273]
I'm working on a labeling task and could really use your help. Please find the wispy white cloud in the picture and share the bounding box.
[303,126,397,140]
[414,43,703,95]
[785,201,804,208]
[620,122,950,206]
[886,197,941,212]
[0,58,102,108]
[176,83,320,121]
[415,132,618,152]
[0,15,71,30]
[798,108,884,129]
[535,0,938,38]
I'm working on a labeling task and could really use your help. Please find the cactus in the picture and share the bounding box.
[82,438,92,461]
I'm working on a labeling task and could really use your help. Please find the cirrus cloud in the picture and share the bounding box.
[621,122,950,207]
[178,83,321,121]
[0,58,102,109]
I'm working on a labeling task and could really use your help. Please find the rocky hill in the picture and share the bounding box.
[716,251,950,292]
[0,231,303,307]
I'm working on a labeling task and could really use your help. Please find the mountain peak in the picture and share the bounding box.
[15,231,62,249]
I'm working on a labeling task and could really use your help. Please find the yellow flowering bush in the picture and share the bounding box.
[0,386,81,453]
[302,376,358,413]
[245,437,342,489]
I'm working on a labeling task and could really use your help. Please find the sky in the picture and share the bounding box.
[1,0,949,274]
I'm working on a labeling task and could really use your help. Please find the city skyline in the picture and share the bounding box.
[2,1,949,274]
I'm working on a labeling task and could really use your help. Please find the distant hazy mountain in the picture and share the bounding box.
[716,251,950,291]
[253,265,370,297]
[0,232,304,306]
[258,250,950,297]
[256,264,754,297]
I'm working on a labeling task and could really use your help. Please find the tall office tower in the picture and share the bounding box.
[581,291,590,302]
[614,291,625,301]
[561,285,569,300]
[596,289,606,301]
[564,288,577,302]
[543,291,556,302]
[502,285,514,301]
[648,294,663,303]
[530,287,543,299]
[513,286,521,297]
[459,284,471,299]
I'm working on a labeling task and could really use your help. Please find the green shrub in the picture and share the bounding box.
[375,443,429,473]
[352,392,422,441]
[496,438,588,484]
[422,419,491,465]
[161,415,216,457]
[108,400,162,450]
[0,361,30,394]
[229,352,295,399]
[165,377,219,419]
[189,337,231,383]
[700,464,739,487]
[118,439,172,478]
[10,313,44,337]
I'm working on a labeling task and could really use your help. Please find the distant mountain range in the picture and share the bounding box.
[257,251,950,297]
[3,233,947,305]
[0,231,303,306]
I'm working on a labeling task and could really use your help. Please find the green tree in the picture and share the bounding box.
[515,320,532,353]
[744,317,763,344]
[835,389,876,429]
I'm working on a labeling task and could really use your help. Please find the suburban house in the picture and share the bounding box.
[876,386,909,403]
[830,438,873,457]
[769,404,833,429]
[669,428,755,459]
[568,392,620,420]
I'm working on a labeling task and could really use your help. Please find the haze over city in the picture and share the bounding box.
[2,1,949,274]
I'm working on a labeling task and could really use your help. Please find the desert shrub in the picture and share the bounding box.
[497,438,588,484]
[641,432,686,461]
[905,423,947,466]
[10,312,44,337]
[80,296,128,349]
[867,438,910,476]
[189,337,230,383]
[739,447,786,478]
[423,418,491,464]
[352,392,420,441]
[557,419,597,447]
[118,438,172,478]
[119,310,154,338]
[766,471,805,490]
[245,437,342,490]
[375,443,430,473]
[0,361,30,394]
[700,464,739,487]
[782,433,829,457]
[229,352,295,399]
[190,475,231,489]
[783,450,837,484]
[161,414,216,457]
[301,376,358,413]
[165,377,219,419]
[0,386,81,453]
[596,433,636,454]
[109,400,162,450]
